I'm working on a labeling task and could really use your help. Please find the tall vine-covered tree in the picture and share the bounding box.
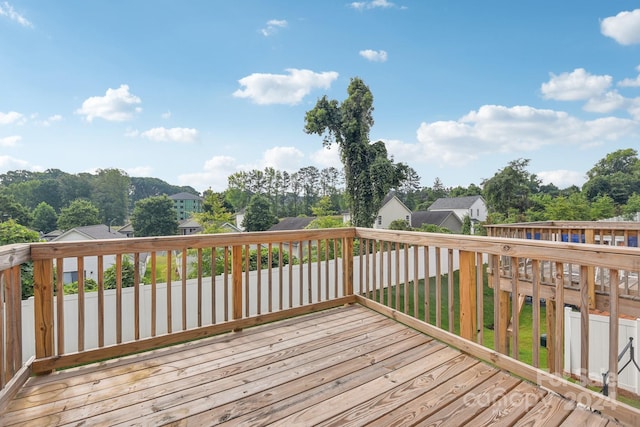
[304,77,407,227]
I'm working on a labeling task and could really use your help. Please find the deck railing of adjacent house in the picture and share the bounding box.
[2,227,640,423]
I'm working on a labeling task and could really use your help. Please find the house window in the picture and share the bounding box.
[63,271,79,284]
[377,216,382,225]
[405,215,410,223]
[477,209,480,216]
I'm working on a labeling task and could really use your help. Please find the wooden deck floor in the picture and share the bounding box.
[1,305,622,426]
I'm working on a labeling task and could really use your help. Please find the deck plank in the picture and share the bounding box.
[0,305,626,427]
[7,312,402,426]
[516,393,574,426]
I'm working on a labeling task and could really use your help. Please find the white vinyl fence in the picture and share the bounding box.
[20,246,460,363]
[565,307,640,394]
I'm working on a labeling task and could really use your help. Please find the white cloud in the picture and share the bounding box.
[537,170,586,188]
[619,65,640,87]
[263,146,304,170]
[161,111,172,119]
[384,105,638,168]
[627,97,640,120]
[140,127,198,143]
[0,155,32,172]
[261,19,287,36]
[76,84,142,122]
[0,2,33,28]
[0,111,25,125]
[359,49,388,62]
[0,135,21,147]
[310,144,341,168]
[601,9,640,45]
[350,0,396,11]
[178,155,239,192]
[583,91,627,113]
[125,166,153,177]
[233,68,339,105]
[41,114,62,127]
[541,68,611,101]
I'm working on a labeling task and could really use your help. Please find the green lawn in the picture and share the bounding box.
[368,266,548,369]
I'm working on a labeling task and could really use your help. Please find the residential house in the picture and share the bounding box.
[52,224,130,284]
[268,217,316,259]
[427,195,488,224]
[235,208,246,231]
[118,223,135,238]
[374,192,412,229]
[178,218,203,235]
[411,210,463,233]
[169,192,203,221]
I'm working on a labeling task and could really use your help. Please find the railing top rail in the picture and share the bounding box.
[355,228,640,271]
[0,243,32,270]
[485,221,640,230]
[29,228,356,259]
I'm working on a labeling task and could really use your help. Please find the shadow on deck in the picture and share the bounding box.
[1,304,621,426]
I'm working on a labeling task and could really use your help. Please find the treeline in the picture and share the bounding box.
[0,168,197,233]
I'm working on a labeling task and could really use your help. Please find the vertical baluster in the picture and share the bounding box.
[424,246,430,324]
[77,256,85,352]
[223,247,229,322]
[197,248,202,327]
[608,269,619,399]
[278,242,283,311]
[134,252,140,340]
[511,257,519,359]
[579,265,589,386]
[435,247,442,328]
[413,245,418,318]
[56,258,65,353]
[151,252,157,336]
[394,242,400,311]
[245,244,250,316]
[532,260,540,368]
[211,246,217,324]
[181,249,187,331]
[268,242,273,312]
[166,250,172,334]
[448,249,454,333]
[476,252,484,345]
[115,254,122,344]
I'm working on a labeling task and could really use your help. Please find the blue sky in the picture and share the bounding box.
[1,1,640,193]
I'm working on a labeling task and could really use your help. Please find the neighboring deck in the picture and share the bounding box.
[1,305,620,426]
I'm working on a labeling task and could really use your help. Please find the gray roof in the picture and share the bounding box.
[178,218,202,228]
[169,192,202,201]
[53,224,127,241]
[428,195,484,210]
[411,210,458,228]
[268,217,315,231]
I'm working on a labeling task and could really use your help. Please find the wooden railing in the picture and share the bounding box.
[0,243,31,408]
[2,227,640,419]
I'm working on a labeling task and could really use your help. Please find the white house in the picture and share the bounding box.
[428,195,488,224]
[374,193,412,229]
[52,224,129,284]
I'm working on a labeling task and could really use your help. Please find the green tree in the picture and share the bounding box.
[482,158,540,216]
[32,202,58,233]
[104,257,135,289]
[57,199,100,230]
[0,193,33,226]
[304,77,407,227]
[389,218,413,231]
[131,195,179,237]
[461,215,472,235]
[242,194,277,231]
[92,168,130,225]
[194,191,234,233]
[583,149,640,205]
[590,195,616,220]
[0,219,41,298]
[622,193,640,220]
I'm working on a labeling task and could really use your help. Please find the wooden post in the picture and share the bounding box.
[33,259,54,370]
[498,290,510,355]
[232,245,243,323]
[459,250,477,341]
[585,229,595,308]
[343,237,354,297]
[546,299,556,374]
